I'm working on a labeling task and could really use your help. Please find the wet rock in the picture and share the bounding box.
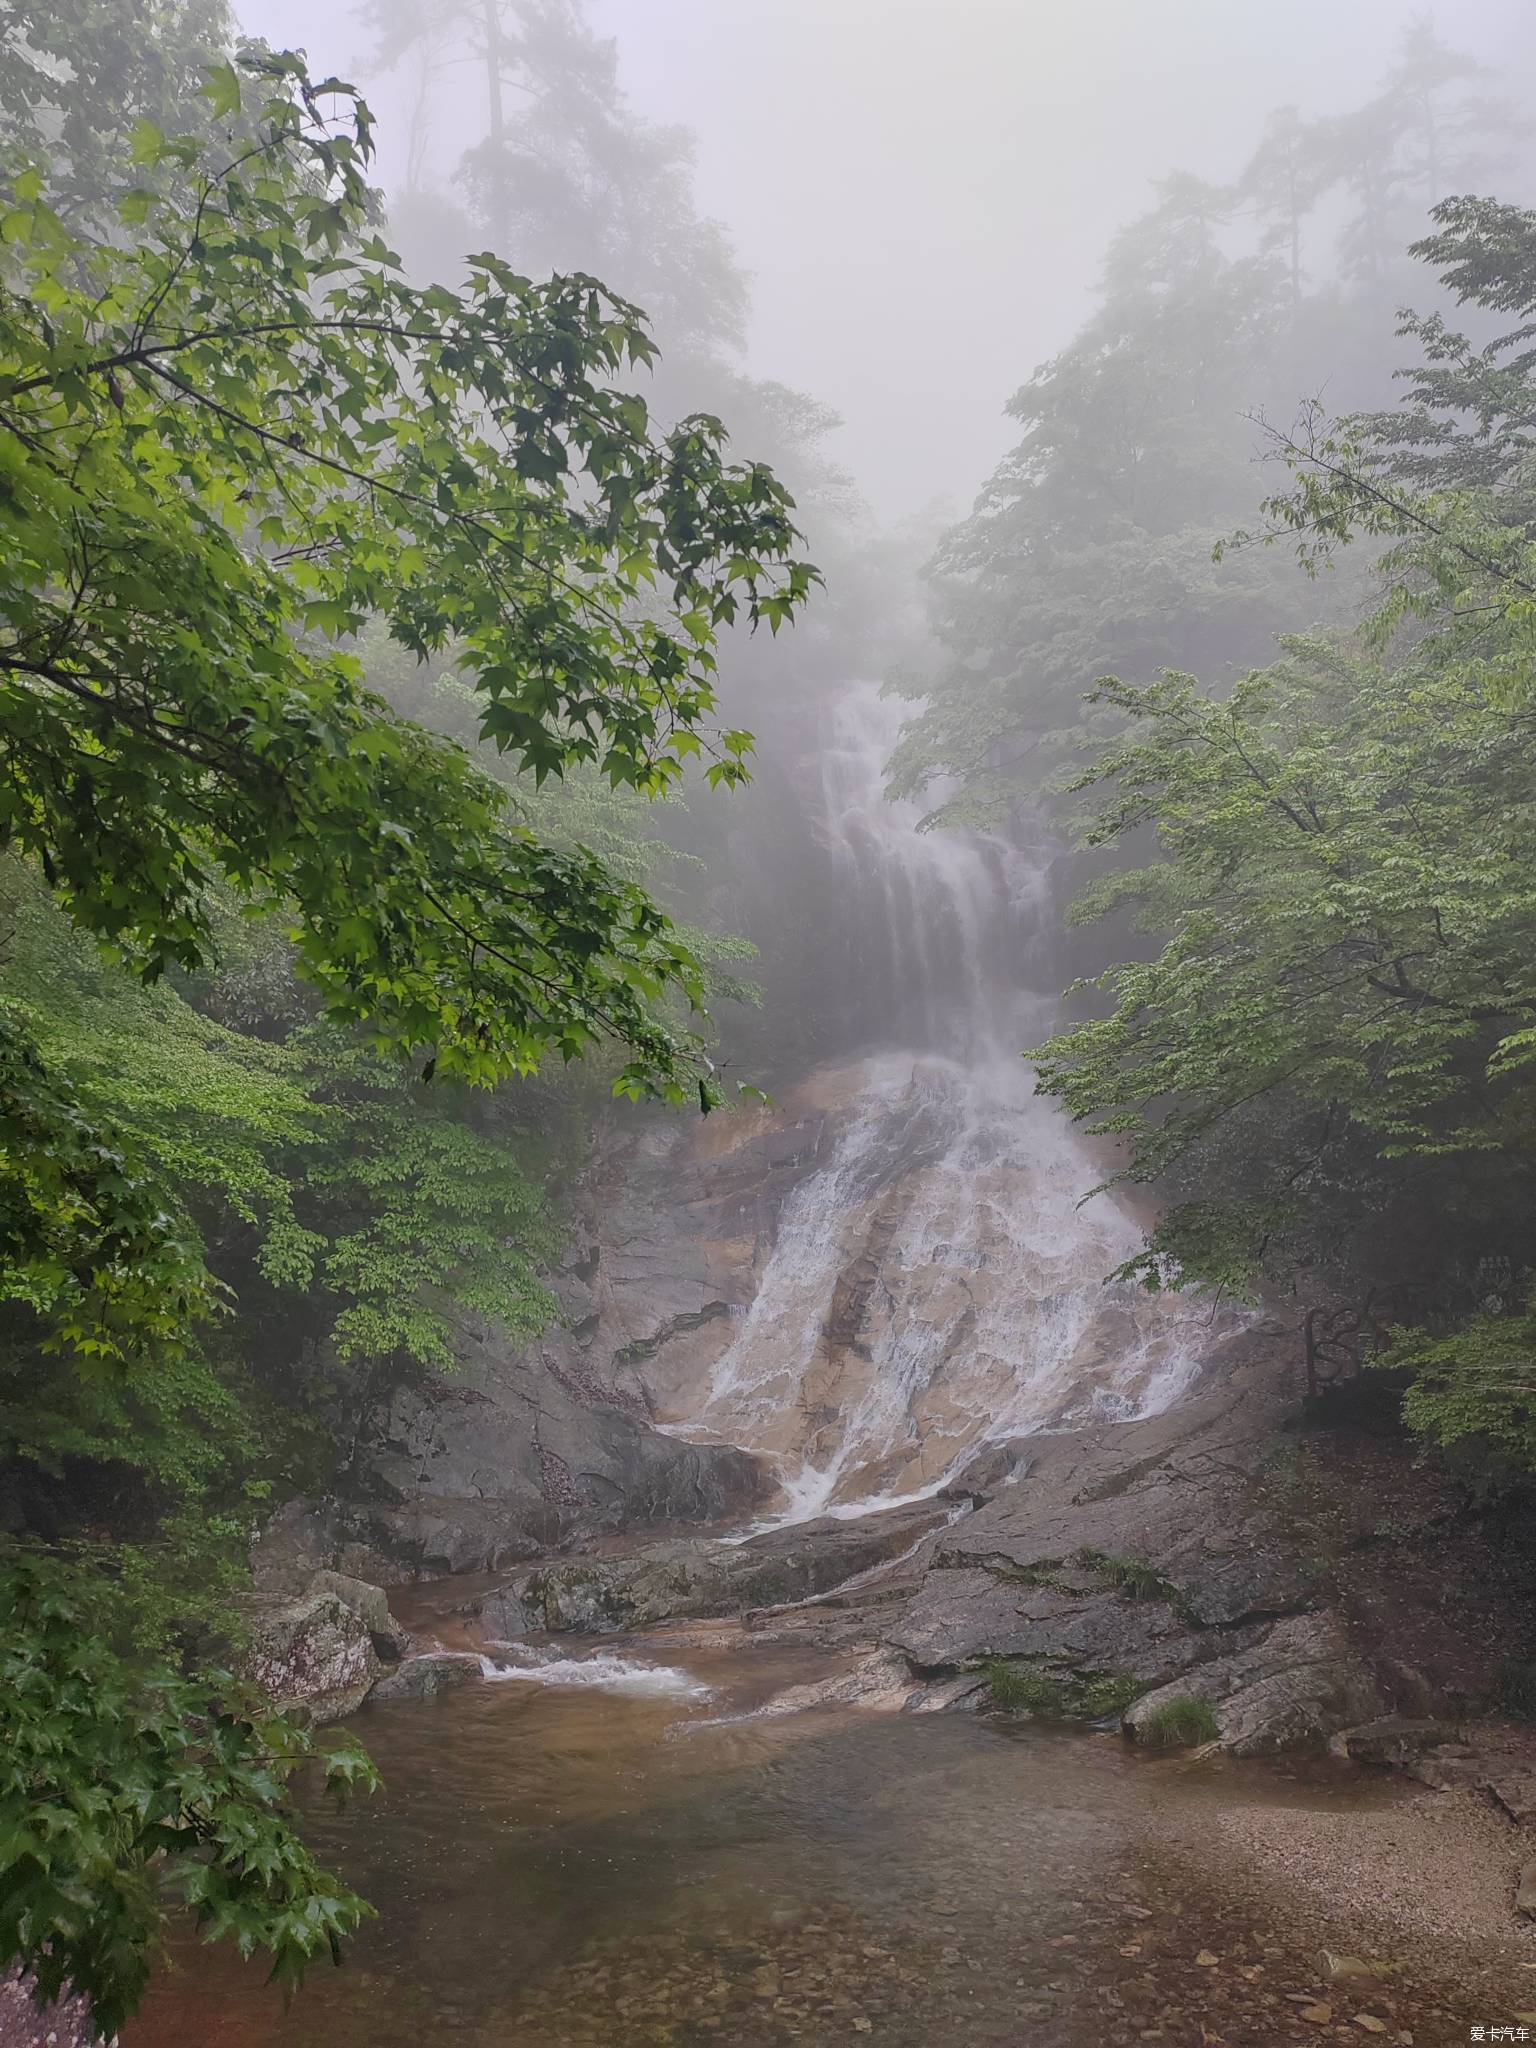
[249,1496,344,1597]
[889,1342,1288,1673]
[243,1588,381,1724]
[1337,1716,1463,1768]
[308,1570,409,1660]
[369,1652,482,1703]
[875,1342,1425,1755]
[249,1495,419,1593]
[1173,1549,1315,1627]
[938,1438,1031,1506]
[483,1501,950,1637]
[1124,1616,1384,1756]
[350,1500,546,1580]
[1516,1859,1536,1919]
[1403,1753,1497,1791]
[355,1355,769,1575]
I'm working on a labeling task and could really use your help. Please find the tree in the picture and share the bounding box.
[0,48,813,1106]
[0,0,232,222]
[364,0,748,354]
[893,31,1515,851]
[886,175,1316,832]
[0,37,814,2024]
[0,1551,378,2038]
[1033,191,1536,1469]
[1031,644,1536,1295]
[1236,107,1329,308]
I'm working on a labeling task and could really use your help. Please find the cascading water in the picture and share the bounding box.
[666,680,1229,1523]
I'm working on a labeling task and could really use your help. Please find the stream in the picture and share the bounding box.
[131,1625,1529,2047]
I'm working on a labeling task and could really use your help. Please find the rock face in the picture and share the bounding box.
[479,1501,952,1639]
[875,1339,1401,1754]
[243,1587,384,1724]
[329,1088,846,1576]
[328,1046,1245,1575]
[1125,1614,1383,1756]
[600,1056,1242,1520]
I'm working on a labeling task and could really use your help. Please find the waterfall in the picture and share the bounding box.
[666,680,1228,1524]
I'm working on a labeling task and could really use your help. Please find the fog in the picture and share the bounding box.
[239,0,1527,517]
[18,5,1536,2032]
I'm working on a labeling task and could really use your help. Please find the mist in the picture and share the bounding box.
[15,2,1536,2037]
[240,0,1528,515]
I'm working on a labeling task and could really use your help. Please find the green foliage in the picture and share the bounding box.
[1076,1549,1178,1605]
[0,1550,378,2038]
[0,1,233,224]
[0,1001,220,1368]
[0,7,820,2028]
[1030,635,1536,1293]
[983,1659,1142,1722]
[1386,1312,1536,1473]
[1136,1694,1220,1748]
[0,867,563,1510]
[297,1026,560,1370]
[0,48,814,1107]
[1031,184,1536,1478]
[889,24,1519,845]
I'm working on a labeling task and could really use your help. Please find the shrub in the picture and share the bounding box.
[1077,1548,1178,1604]
[984,1660,1144,1722]
[0,1552,379,2034]
[1137,1693,1221,1747]
[984,1659,1067,1715]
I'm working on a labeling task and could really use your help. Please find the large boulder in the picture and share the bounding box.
[249,1496,410,1595]
[888,1340,1312,1686]
[348,1325,768,1577]
[369,1652,483,1703]
[243,1588,382,1724]
[307,1570,410,1660]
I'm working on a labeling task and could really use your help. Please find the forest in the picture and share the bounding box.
[7,4,1536,2044]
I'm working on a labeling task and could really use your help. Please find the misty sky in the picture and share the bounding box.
[238,0,1530,521]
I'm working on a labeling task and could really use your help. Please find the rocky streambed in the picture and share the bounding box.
[2,1313,1504,2048]
[255,1321,1536,1759]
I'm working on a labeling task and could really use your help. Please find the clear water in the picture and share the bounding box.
[130,1638,1527,2047]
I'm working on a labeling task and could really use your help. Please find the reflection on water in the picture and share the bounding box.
[130,1638,1516,2048]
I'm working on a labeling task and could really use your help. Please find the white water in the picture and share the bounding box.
[478,1649,714,1700]
[667,682,1229,1524]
